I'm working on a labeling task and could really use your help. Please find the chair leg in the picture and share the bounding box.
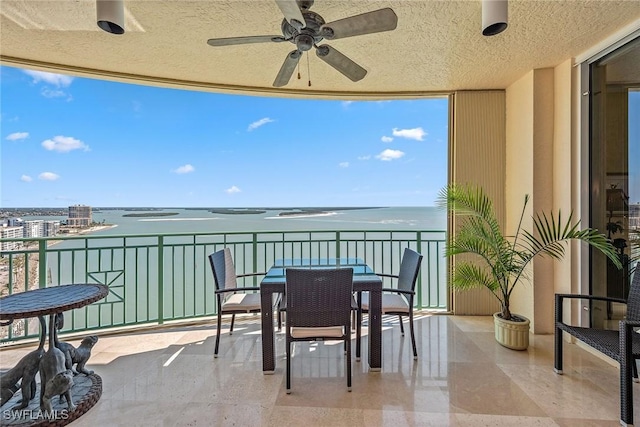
[346,334,352,392]
[286,336,292,394]
[229,314,236,335]
[409,312,417,360]
[356,292,362,362]
[277,309,282,331]
[621,324,634,426]
[399,315,405,336]
[633,359,639,383]
[214,312,222,358]
[554,326,563,374]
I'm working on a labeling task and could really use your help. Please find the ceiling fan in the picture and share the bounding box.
[206,0,398,87]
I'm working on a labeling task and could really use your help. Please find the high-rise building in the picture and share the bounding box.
[68,205,92,227]
[630,203,640,229]
[0,226,24,252]
[23,220,44,238]
[43,221,60,237]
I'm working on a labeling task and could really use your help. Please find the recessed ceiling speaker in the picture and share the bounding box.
[97,0,125,35]
[482,0,508,36]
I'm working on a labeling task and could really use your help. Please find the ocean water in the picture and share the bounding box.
[32,206,447,235]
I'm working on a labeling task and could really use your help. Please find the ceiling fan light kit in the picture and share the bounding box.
[97,0,125,35]
[482,0,508,36]
[207,0,398,87]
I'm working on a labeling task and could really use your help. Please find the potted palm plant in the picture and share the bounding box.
[439,185,622,350]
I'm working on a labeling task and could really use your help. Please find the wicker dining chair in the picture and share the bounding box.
[358,248,423,360]
[208,248,269,358]
[285,267,354,394]
[555,270,640,425]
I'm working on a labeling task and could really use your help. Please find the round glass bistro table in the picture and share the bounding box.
[0,283,108,426]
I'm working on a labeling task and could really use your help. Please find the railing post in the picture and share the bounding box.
[336,231,341,259]
[253,232,258,286]
[38,239,47,289]
[158,235,164,325]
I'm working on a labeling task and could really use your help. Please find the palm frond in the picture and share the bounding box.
[521,211,621,268]
[441,185,623,318]
[452,263,502,297]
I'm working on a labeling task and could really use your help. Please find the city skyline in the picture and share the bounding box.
[1,66,448,208]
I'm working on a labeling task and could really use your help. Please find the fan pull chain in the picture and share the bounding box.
[307,52,311,87]
[297,58,301,80]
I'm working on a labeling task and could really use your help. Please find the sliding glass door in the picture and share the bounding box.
[589,37,640,328]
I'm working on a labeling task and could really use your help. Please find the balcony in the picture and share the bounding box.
[2,230,639,425]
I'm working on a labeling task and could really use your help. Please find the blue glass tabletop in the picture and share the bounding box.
[263,258,375,282]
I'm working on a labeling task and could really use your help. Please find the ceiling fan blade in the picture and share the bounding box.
[320,8,398,40]
[275,0,306,29]
[273,50,303,87]
[207,35,285,47]
[315,45,366,82]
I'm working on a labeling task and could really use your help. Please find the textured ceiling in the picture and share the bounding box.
[1,0,639,99]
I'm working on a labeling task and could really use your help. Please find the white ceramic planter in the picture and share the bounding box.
[493,312,530,350]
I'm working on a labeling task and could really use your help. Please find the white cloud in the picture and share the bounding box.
[357,155,371,161]
[23,70,74,87]
[20,175,33,182]
[173,164,195,174]
[247,118,274,131]
[376,149,405,161]
[6,132,29,141]
[42,136,89,153]
[225,185,241,194]
[381,136,393,143]
[39,172,60,181]
[342,101,353,108]
[392,127,426,141]
[41,88,67,98]
[339,162,349,168]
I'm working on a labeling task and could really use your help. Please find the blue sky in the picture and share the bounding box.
[0,65,448,208]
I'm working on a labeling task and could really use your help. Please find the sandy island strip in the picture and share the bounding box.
[265,212,339,219]
[137,217,220,222]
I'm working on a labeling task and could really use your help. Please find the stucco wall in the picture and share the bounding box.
[505,71,535,324]
[505,65,575,334]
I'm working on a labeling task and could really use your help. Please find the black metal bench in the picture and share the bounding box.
[555,271,640,426]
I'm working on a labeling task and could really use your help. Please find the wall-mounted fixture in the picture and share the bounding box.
[482,0,508,36]
[97,0,124,35]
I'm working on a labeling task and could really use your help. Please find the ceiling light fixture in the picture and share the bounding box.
[97,0,125,35]
[482,0,508,36]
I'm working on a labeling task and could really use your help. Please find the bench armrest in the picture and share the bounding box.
[621,320,640,328]
[555,293,627,305]
[555,293,627,325]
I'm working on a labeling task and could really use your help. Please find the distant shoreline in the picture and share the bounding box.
[51,224,119,243]
[1,206,386,219]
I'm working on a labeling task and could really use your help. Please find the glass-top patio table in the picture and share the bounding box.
[259,258,383,373]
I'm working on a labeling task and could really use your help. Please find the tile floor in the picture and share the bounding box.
[0,314,636,426]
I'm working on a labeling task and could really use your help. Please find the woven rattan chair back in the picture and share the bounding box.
[285,267,354,393]
[626,271,640,321]
[285,268,354,328]
[208,248,238,292]
[396,248,423,293]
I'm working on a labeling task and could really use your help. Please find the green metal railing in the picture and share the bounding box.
[0,229,447,344]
